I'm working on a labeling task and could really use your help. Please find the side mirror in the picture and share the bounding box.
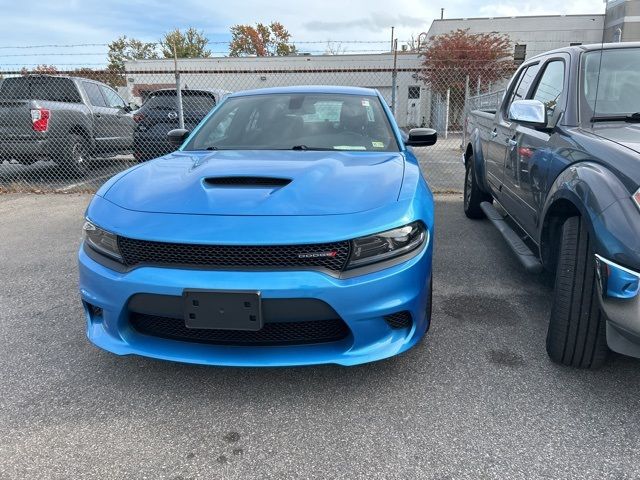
[405,128,437,147]
[167,128,190,147]
[508,99,547,127]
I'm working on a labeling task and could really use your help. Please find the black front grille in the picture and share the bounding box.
[384,311,413,329]
[118,236,351,272]
[130,313,350,346]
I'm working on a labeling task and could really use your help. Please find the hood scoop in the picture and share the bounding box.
[204,176,292,188]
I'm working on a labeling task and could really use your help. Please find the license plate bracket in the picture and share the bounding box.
[183,290,262,331]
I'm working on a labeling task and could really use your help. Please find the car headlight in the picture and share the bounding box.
[83,220,123,262]
[347,221,428,269]
[633,188,640,211]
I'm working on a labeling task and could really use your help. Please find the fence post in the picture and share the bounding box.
[173,44,185,130]
[445,88,450,140]
[391,38,398,117]
[463,75,470,149]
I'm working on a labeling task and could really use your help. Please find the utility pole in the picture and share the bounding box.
[391,38,398,116]
[390,26,395,52]
[173,43,185,130]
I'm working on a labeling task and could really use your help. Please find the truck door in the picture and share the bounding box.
[99,85,134,152]
[502,58,566,237]
[81,81,112,154]
[486,64,541,198]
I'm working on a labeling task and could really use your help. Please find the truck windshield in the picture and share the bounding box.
[182,93,399,152]
[581,47,640,121]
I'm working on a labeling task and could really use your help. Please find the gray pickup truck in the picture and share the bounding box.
[0,75,135,174]
[464,42,640,369]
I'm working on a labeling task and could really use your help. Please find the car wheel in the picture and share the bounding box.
[60,134,90,177]
[463,153,491,219]
[546,216,609,369]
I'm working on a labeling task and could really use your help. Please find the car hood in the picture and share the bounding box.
[589,123,640,155]
[103,150,405,216]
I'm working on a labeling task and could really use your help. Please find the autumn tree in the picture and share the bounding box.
[160,27,211,58]
[229,22,296,57]
[107,36,158,72]
[418,29,515,128]
[20,64,59,75]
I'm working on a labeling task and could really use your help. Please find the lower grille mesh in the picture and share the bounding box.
[384,311,413,329]
[130,313,350,346]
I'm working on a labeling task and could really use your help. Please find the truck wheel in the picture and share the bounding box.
[546,216,609,369]
[464,153,491,219]
[59,134,90,177]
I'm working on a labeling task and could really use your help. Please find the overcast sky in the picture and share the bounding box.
[0,0,607,68]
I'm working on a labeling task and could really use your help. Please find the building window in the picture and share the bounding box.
[514,44,527,64]
[570,42,582,46]
[408,86,420,99]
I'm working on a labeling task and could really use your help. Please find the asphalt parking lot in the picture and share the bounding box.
[1,193,639,480]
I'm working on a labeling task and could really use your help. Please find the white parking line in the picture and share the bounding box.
[55,173,115,193]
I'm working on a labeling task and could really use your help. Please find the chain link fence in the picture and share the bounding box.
[0,61,511,194]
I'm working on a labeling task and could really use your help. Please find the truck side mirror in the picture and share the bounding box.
[509,100,547,128]
[405,128,438,147]
[167,128,190,147]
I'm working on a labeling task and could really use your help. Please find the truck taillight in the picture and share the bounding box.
[31,108,50,132]
[633,188,640,211]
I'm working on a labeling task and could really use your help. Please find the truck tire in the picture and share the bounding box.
[59,134,90,177]
[464,153,491,219]
[546,216,609,369]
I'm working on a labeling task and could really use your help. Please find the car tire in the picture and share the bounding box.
[464,153,491,219]
[59,134,90,177]
[546,216,609,369]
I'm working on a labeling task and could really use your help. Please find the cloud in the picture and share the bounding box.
[304,14,427,33]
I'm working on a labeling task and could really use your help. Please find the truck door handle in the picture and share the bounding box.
[491,129,498,138]
[507,139,518,147]
[95,113,101,118]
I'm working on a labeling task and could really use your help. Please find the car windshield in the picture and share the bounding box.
[183,93,399,152]
[581,47,640,120]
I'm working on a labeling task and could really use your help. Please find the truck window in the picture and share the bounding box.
[82,82,107,107]
[99,86,126,109]
[0,76,81,103]
[532,61,565,118]
[503,63,541,116]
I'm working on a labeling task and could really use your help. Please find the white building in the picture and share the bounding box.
[424,14,606,62]
[124,54,428,128]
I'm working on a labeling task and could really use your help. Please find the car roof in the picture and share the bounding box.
[528,41,640,60]
[227,85,379,98]
[150,88,230,96]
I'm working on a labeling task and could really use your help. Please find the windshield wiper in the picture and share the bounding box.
[291,145,334,151]
[591,112,640,123]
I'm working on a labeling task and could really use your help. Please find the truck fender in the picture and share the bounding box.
[539,161,634,268]
[464,128,491,193]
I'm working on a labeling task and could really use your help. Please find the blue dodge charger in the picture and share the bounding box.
[78,86,437,366]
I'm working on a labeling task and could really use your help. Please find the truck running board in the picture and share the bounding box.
[480,202,543,274]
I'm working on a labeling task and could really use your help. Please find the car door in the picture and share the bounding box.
[81,81,113,154]
[99,85,134,151]
[502,57,567,237]
[485,63,540,196]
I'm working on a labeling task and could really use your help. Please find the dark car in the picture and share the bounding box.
[0,75,135,174]
[133,88,228,162]
[464,42,640,369]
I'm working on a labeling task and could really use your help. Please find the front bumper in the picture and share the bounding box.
[595,255,640,358]
[78,240,432,367]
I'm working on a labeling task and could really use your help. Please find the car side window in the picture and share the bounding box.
[531,60,565,118]
[100,86,126,109]
[504,63,541,116]
[82,82,107,107]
